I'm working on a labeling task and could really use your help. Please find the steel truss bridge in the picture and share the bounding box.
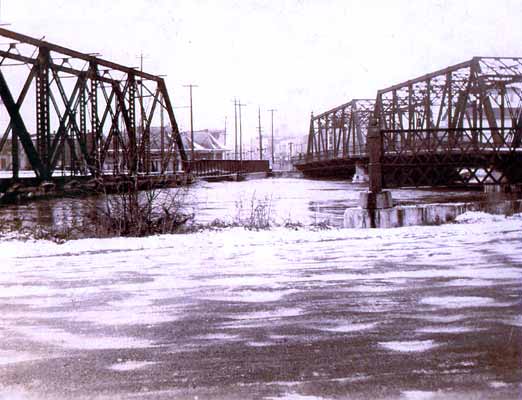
[0,28,268,199]
[296,57,522,188]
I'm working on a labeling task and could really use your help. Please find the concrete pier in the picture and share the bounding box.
[359,190,393,209]
[484,183,522,200]
[344,199,522,229]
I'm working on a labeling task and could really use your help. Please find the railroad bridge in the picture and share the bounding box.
[296,57,522,189]
[0,28,268,200]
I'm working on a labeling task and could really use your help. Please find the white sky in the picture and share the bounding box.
[3,0,522,145]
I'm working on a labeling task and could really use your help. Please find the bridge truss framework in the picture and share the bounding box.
[0,27,187,186]
[376,56,522,187]
[302,99,373,178]
[298,57,522,188]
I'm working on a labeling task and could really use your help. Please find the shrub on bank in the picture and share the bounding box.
[0,183,332,243]
[87,184,193,237]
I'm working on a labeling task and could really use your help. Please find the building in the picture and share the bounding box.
[180,129,230,160]
[0,138,30,171]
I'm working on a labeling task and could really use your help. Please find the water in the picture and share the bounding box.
[0,177,520,400]
[0,177,485,230]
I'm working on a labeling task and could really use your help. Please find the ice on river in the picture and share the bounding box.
[0,210,521,399]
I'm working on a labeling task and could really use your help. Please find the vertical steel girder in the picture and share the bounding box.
[90,62,100,173]
[36,47,51,178]
[0,27,187,183]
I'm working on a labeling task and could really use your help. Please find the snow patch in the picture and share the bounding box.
[267,392,328,400]
[420,296,502,308]
[455,211,505,224]
[444,279,496,287]
[330,374,369,383]
[348,283,402,292]
[108,360,156,371]
[230,308,303,320]
[247,341,273,347]
[15,326,152,350]
[204,289,297,303]
[401,390,437,400]
[416,326,478,334]
[0,386,37,400]
[379,340,439,352]
[506,315,522,327]
[196,333,241,341]
[489,381,509,388]
[0,350,40,365]
[320,322,378,333]
[417,315,468,323]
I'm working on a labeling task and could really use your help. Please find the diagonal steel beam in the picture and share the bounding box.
[48,74,84,170]
[50,68,96,174]
[0,69,47,178]
[113,81,138,174]
[0,66,36,153]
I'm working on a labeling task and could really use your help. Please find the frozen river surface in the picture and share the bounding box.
[0,178,521,399]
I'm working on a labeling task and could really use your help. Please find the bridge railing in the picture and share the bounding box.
[185,159,270,176]
[303,148,368,163]
[381,127,522,157]
[377,126,522,187]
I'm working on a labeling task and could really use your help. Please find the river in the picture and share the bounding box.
[0,177,484,229]
[0,177,521,400]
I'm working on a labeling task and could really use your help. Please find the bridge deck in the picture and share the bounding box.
[0,159,271,203]
[296,148,522,186]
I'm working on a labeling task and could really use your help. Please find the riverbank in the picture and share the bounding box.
[1,212,521,399]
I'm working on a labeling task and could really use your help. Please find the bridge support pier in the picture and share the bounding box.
[359,190,393,210]
[484,183,522,200]
[356,117,394,226]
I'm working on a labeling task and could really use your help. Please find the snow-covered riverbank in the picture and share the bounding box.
[1,211,521,399]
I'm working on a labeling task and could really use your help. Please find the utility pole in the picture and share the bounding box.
[238,100,246,162]
[224,116,227,146]
[137,53,148,112]
[232,98,238,160]
[138,52,148,172]
[257,106,263,159]
[184,84,198,160]
[268,109,277,166]
[160,103,165,171]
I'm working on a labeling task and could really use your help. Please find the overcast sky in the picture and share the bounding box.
[3,0,522,144]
